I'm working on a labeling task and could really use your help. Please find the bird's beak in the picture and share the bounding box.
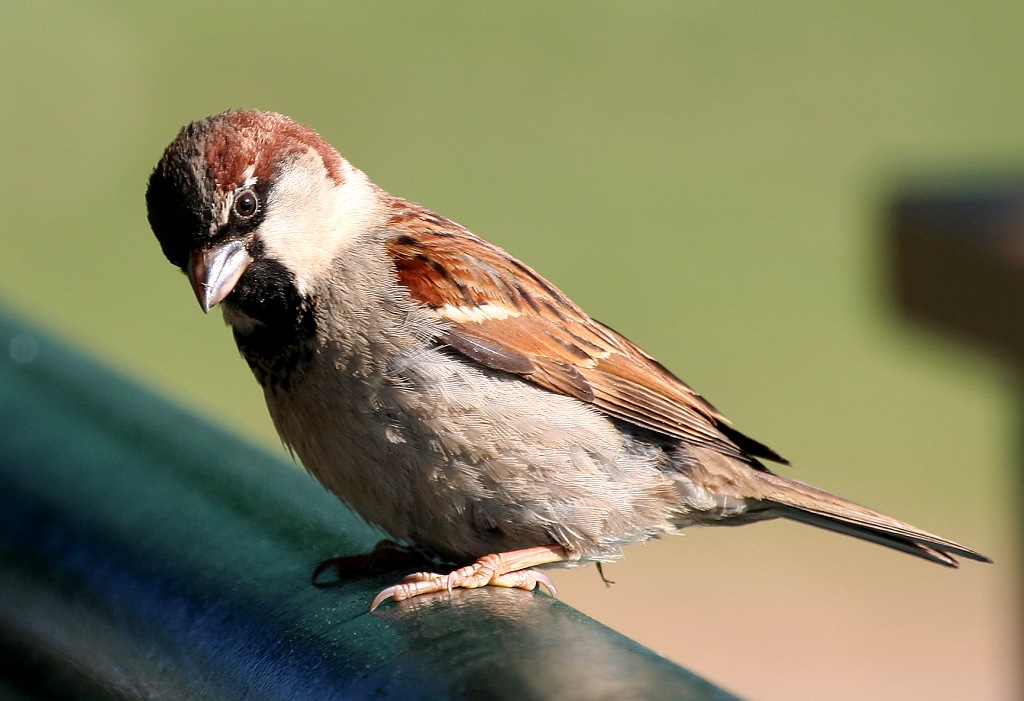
[187,240,254,313]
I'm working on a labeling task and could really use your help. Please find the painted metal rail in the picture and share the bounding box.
[0,308,737,700]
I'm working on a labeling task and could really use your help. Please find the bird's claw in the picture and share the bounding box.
[369,564,558,611]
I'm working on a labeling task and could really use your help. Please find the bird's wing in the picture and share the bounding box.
[384,201,786,466]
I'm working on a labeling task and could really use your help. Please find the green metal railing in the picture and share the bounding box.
[0,308,738,700]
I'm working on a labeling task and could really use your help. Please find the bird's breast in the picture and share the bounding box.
[260,336,686,561]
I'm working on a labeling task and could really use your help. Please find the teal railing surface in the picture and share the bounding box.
[0,308,739,700]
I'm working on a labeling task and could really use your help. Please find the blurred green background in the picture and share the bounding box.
[1,3,1019,699]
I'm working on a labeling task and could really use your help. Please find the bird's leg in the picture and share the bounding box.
[370,544,567,610]
[312,539,435,584]
[595,561,615,587]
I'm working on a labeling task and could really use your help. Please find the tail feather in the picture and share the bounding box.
[780,507,962,567]
[757,473,991,567]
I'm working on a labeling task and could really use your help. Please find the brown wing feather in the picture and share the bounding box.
[385,200,787,466]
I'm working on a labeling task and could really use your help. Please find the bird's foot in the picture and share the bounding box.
[370,544,567,611]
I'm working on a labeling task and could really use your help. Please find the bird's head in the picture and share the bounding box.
[145,109,382,319]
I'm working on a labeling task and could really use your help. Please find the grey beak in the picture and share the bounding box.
[186,240,254,313]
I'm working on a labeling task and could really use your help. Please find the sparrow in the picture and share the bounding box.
[145,109,990,610]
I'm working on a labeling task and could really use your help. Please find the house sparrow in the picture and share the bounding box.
[146,110,990,610]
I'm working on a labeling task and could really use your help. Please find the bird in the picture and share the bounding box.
[145,109,990,610]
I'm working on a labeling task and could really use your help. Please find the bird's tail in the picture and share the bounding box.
[756,471,991,567]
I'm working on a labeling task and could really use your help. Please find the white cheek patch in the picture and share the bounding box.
[256,151,381,295]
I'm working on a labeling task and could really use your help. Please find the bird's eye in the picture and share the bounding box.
[234,189,259,219]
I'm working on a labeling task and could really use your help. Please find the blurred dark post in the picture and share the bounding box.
[889,180,1024,683]
[891,181,1024,365]
[0,309,737,701]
